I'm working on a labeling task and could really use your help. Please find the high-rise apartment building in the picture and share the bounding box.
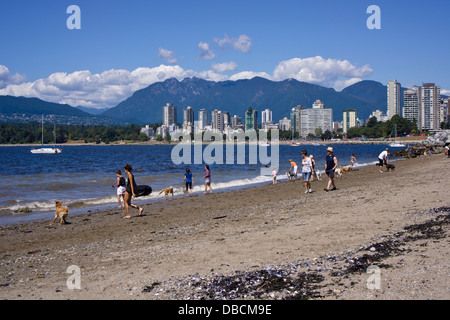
[211,109,224,133]
[387,80,401,120]
[163,103,177,127]
[231,115,243,130]
[223,112,231,128]
[245,107,258,132]
[343,109,357,134]
[261,108,272,126]
[290,105,304,134]
[418,83,440,131]
[183,106,194,134]
[198,108,210,131]
[298,101,333,137]
[403,89,419,123]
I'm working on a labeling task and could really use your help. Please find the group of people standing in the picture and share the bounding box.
[183,165,213,196]
[278,147,339,193]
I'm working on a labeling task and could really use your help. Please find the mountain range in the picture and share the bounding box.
[0,95,125,125]
[0,77,422,125]
[102,77,392,124]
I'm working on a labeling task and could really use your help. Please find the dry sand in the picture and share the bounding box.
[0,154,449,300]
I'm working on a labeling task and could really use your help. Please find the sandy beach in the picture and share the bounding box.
[0,153,449,300]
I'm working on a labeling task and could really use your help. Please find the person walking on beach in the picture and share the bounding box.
[350,154,356,168]
[204,165,212,194]
[301,150,312,193]
[112,170,126,209]
[324,147,338,192]
[309,155,317,181]
[289,159,298,180]
[378,148,390,173]
[123,164,144,219]
[184,168,194,196]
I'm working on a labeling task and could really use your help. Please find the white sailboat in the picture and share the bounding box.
[389,124,406,148]
[31,116,62,154]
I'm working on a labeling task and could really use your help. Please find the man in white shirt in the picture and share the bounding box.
[378,148,390,173]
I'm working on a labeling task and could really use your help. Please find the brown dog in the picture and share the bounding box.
[159,186,174,198]
[341,167,352,174]
[52,201,69,225]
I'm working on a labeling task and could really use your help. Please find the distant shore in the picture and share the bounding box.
[0,136,427,147]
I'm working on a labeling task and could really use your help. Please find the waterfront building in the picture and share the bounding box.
[245,107,258,132]
[387,80,402,120]
[278,117,291,131]
[343,109,357,134]
[403,89,419,123]
[418,83,440,131]
[298,101,333,138]
[163,103,177,127]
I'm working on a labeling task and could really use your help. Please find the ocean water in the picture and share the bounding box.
[0,143,405,225]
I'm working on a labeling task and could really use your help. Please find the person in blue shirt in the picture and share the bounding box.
[184,168,194,196]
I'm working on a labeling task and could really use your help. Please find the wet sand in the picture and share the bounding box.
[0,154,449,300]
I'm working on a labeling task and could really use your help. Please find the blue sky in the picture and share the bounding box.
[0,0,449,109]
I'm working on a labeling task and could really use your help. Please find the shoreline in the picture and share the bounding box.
[0,157,404,226]
[0,137,427,148]
[0,154,449,300]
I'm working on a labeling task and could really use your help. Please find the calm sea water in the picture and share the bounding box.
[0,143,405,225]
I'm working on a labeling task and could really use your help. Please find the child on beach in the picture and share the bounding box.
[184,168,194,196]
[289,159,298,180]
[112,170,126,209]
[272,168,277,184]
[204,165,212,194]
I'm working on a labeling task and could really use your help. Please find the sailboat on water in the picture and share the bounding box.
[389,124,406,148]
[30,115,62,154]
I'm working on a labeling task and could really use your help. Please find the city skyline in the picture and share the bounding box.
[0,1,449,111]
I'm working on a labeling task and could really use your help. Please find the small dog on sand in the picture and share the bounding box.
[341,167,352,174]
[286,172,296,181]
[52,201,69,225]
[335,168,342,177]
[159,186,174,198]
[385,164,395,172]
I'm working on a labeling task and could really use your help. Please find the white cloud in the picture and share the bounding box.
[198,42,216,60]
[229,71,272,81]
[233,35,252,53]
[158,48,177,64]
[0,56,374,109]
[272,56,373,90]
[441,89,450,96]
[0,65,194,109]
[0,65,26,89]
[214,34,252,53]
[211,61,238,73]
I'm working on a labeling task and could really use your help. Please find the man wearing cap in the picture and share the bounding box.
[324,147,338,191]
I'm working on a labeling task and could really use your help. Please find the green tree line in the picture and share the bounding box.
[346,115,418,139]
[0,122,151,144]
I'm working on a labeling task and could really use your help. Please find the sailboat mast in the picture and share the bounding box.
[41,115,44,147]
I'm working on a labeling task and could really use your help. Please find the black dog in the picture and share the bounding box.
[385,164,395,172]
